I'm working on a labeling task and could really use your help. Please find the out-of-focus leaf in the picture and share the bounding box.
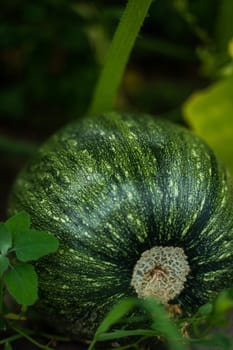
[190,333,233,350]
[183,76,233,174]
[95,298,137,336]
[213,288,233,318]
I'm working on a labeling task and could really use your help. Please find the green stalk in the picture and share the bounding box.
[216,0,233,53]
[12,327,54,350]
[0,280,4,315]
[88,0,153,115]
[0,334,23,345]
[0,279,3,316]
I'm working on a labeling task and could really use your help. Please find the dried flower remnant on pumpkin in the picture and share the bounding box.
[131,246,190,304]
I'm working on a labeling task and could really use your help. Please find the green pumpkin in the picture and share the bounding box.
[8,112,233,338]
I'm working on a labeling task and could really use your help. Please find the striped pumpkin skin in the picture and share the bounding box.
[8,112,233,337]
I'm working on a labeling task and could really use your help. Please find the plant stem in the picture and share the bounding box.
[12,327,54,350]
[0,334,23,345]
[0,328,70,346]
[39,332,70,342]
[0,280,4,314]
[216,0,233,52]
[172,1,211,45]
[88,0,153,115]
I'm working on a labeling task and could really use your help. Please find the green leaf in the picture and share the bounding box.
[214,289,233,314]
[142,298,188,350]
[0,223,12,255]
[196,302,213,316]
[90,297,188,350]
[88,298,139,349]
[5,212,30,236]
[97,329,157,341]
[14,229,59,262]
[4,263,38,306]
[95,298,137,335]
[0,255,9,277]
[183,76,233,174]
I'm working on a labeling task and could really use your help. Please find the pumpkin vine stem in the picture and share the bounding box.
[0,280,3,314]
[88,0,153,116]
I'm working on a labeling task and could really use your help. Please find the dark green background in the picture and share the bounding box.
[1,1,233,349]
[0,0,228,216]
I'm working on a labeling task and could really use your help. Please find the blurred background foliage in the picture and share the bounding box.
[1,0,233,220]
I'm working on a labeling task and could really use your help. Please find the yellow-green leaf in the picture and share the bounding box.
[183,77,233,174]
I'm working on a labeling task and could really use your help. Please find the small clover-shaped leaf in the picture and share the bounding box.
[1,212,59,307]
[0,223,12,255]
[4,263,38,306]
[14,229,59,262]
[5,211,30,236]
[0,255,9,277]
